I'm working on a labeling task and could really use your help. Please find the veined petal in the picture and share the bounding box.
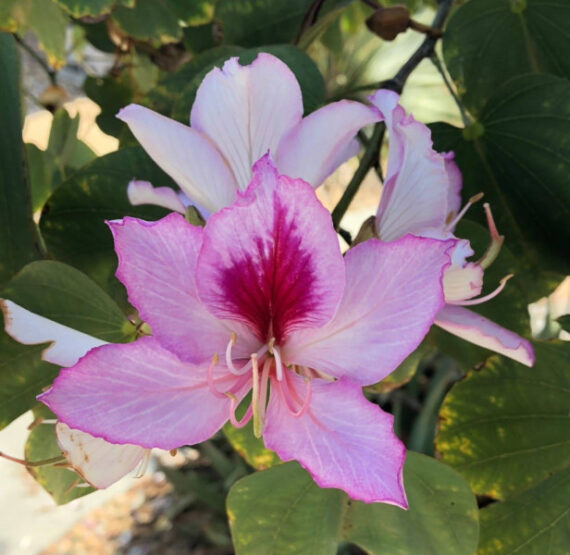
[56,423,146,489]
[371,90,457,241]
[117,104,236,213]
[434,305,534,366]
[443,239,483,302]
[1,300,106,367]
[276,100,379,188]
[190,54,303,190]
[263,376,407,506]
[197,156,345,344]
[284,236,451,385]
[39,337,247,449]
[127,180,186,214]
[109,214,258,363]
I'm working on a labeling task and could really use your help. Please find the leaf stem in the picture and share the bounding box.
[13,34,57,86]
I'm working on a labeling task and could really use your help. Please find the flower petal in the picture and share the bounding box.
[109,214,258,363]
[284,236,451,385]
[443,239,483,302]
[276,100,379,188]
[263,375,407,506]
[371,90,458,241]
[127,180,186,214]
[117,104,236,213]
[40,336,246,449]
[56,423,147,489]
[190,54,303,190]
[1,300,106,367]
[434,305,535,366]
[197,155,345,344]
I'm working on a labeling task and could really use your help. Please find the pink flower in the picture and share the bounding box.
[371,90,534,367]
[119,53,378,216]
[38,156,452,505]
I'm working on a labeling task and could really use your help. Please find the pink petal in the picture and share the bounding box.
[442,152,462,223]
[371,90,458,241]
[117,104,236,213]
[435,305,535,366]
[197,155,345,344]
[109,214,258,363]
[284,236,451,385]
[39,337,246,449]
[190,54,303,190]
[1,300,106,367]
[56,423,147,489]
[127,180,186,214]
[263,375,407,506]
[276,100,379,188]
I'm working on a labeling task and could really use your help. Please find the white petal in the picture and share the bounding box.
[127,180,186,214]
[56,423,147,489]
[1,300,106,367]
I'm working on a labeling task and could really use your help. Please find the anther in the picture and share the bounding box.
[447,192,484,231]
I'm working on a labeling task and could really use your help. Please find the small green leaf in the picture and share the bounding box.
[52,0,114,18]
[227,452,479,554]
[2,260,133,342]
[112,0,182,44]
[0,34,41,286]
[25,405,94,505]
[436,341,570,500]
[478,466,570,554]
[443,0,570,116]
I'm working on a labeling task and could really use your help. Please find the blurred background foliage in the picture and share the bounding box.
[0,0,569,553]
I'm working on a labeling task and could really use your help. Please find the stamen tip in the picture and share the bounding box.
[469,192,484,204]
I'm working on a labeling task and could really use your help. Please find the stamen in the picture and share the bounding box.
[227,393,253,428]
[477,203,505,270]
[273,344,284,381]
[135,449,152,478]
[279,372,312,417]
[226,339,269,376]
[207,354,227,399]
[447,192,484,231]
[225,333,241,375]
[257,359,272,432]
[169,449,178,457]
[0,451,66,467]
[251,354,262,438]
[453,274,513,306]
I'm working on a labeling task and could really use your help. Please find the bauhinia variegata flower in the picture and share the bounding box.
[35,156,453,505]
[119,53,378,217]
[370,90,534,367]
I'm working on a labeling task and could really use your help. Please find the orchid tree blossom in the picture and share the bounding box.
[37,156,452,506]
[119,53,379,216]
[0,300,149,489]
[370,90,534,367]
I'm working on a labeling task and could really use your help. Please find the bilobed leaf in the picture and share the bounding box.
[478,466,570,554]
[53,0,114,18]
[39,147,173,299]
[227,453,479,554]
[2,260,133,342]
[443,0,570,117]
[436,341,570,500]
[25,405,94,505]
[112,0,182,44]
[0,34,41,286]
[431,74,570,282]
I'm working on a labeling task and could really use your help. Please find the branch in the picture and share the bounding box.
[13,34,57,86]
[380,0,454,94]
[295,0,328,45]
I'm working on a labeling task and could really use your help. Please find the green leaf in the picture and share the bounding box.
[430,74,570,281]
[112,0,182,44]
[167,0,215,25]
[39,147,173,299]
[53,0,114,18]
[25,405,94,504]
[2,260,133,342]
[0,34,41,286]
[169,44,326,123]
[443,0,570,116]
[0,321,56,430]
[227,452,479,554]
[478,466,570,554]
[436,341,570,500]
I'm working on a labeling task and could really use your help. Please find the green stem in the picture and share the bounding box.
[331,122,385,229]
[13,34,57,86]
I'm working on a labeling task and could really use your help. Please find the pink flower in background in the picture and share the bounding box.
[119,53,378,216]
[1,301,148,488]
[371,90,534,367]
[38,156,452,505]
